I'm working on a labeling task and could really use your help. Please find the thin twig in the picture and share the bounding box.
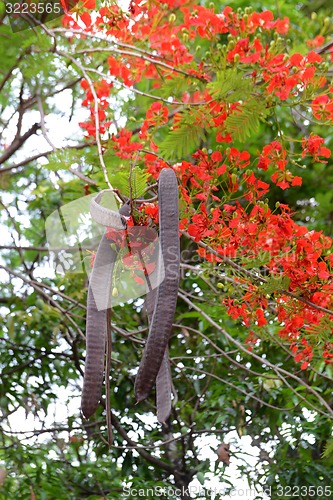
[106,310,113,447]
[0,264,85,341]
[182,231,333,317]
[56,49,119,199]
[178,291,333,419]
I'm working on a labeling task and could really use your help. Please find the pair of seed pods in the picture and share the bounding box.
[81,168,180,426]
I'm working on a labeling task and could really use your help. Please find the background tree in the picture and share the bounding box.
[1,0,333,498]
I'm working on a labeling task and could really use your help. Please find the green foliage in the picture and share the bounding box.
[45,149,83,172]
[224,99,271,142]
[261,275,291,295]
[158,121,206,160]
[158,74,200,99]
[322,437,333,458]
[110,165,149,198]
[207,69,253,103]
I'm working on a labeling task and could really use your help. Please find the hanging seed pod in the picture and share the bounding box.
[81,195,127,419]
[146,286,172,424]
[135,168,180,403]
[81,235,118,419]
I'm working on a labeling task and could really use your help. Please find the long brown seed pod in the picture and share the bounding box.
[156,351,172,424]
[146,286,172,424]
[81,235,117,419]
[135,168,180,403]
[81,198,128,420]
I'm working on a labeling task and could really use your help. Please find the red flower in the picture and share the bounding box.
[307,35,325,49]
[302,134,331,163]
[227,147,250,169]
[112,129,142,159]
[108,56,134,87]
[256,308,267,326]
[312,95,333,121]
[83,0,96,8]
[227,37,263,64]
[258,141,287,171]
[271,170,302,190]
[139,202,159,224]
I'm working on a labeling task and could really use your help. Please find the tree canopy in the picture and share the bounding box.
[1,0,333,498]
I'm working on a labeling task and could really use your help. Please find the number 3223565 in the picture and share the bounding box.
[277,485,331,497]
[6,2,61,14]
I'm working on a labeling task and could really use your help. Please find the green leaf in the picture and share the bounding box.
[45,149,81,172]
[197,471,205,485]
[322,438,333,458]
[207,69,253,103]
[158,123,206,160]
[121,451,132,474]
[110,166,148,198]
[158,74,196,99]
[243,251,272,269]
[224,99,271,142]
[178,311,203,320]
[261,275,291,295]
[7,315,15,339]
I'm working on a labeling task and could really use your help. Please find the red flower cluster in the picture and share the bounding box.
[112,129,142,159]
[68,1,333,369]
[105,224,158,285]
[108,56,135,87]
[138,202,159,225]
[79,79,113,138]
[262,51,324,101]
[258,141,302,189]
[302,134,331,163]
[312,93,333,121]
[140,102,169,140]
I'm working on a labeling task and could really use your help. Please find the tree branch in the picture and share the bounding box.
[0,142,94,175]
[181,231,333,317]
[178,291,333,419]
[110,412,176,474]
[0,122,41,166]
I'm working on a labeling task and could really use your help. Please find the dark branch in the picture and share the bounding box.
[0,122,41,166]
